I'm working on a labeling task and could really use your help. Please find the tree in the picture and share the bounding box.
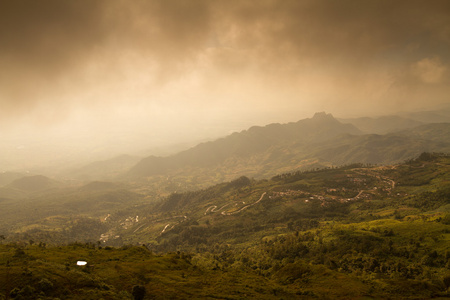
[38,278,54,293]
[132,285,146,300]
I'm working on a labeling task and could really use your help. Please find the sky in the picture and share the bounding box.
[1,0,450,170]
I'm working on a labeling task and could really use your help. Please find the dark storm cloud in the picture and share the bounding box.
[0,0,213,116]
[216,0,450,74]
[0,0,109,114]
[0,0,449,122]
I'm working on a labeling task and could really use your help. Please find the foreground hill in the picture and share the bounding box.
[0,244,373,299]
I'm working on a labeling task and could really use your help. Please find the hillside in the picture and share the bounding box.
[67,154,141,181]
[0,244,370,299]
[6,175,61,193]
[0,182,146,244]
[127,112,361,178]
[400,108,450,123]
[1,153,450,299]
[119,153,450,248]
[399,122,450,142]
[309,125,450,166]
[0,172,24,187]
[338,115,423,134]
[125,113,450,193]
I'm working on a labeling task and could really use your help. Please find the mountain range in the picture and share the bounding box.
[127,112,360,177]
[124,112,450,187]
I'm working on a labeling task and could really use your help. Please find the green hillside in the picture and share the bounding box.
[1,153,449,298]
[0,243,372,299]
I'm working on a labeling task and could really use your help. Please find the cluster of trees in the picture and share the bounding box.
[180,222,450,298]
[404,187,450,211]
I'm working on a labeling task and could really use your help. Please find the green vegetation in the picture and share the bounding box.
[0,244,306,299]
[0,153,449,298]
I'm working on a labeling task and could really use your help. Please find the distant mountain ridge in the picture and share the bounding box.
[127,112,362,178]
[125,112,450,185]
[337,115,423,134]
[310,131,450,166]
[6,175,61,192]
[400,110,450,123]
[66,154,141,181]
[0,172,24,187]
[338,105,450,134]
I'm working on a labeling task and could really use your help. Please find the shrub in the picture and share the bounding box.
[132,285,146,300]
[38,278,53,293]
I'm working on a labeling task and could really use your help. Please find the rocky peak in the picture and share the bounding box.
[312,112,334,119]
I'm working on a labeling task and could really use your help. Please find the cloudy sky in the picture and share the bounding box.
[1,0,450,168]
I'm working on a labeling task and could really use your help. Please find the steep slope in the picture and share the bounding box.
[128,112,362,178]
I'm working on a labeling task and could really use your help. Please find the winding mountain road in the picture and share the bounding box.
[161,224,171,234]
[221,192,267,216]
